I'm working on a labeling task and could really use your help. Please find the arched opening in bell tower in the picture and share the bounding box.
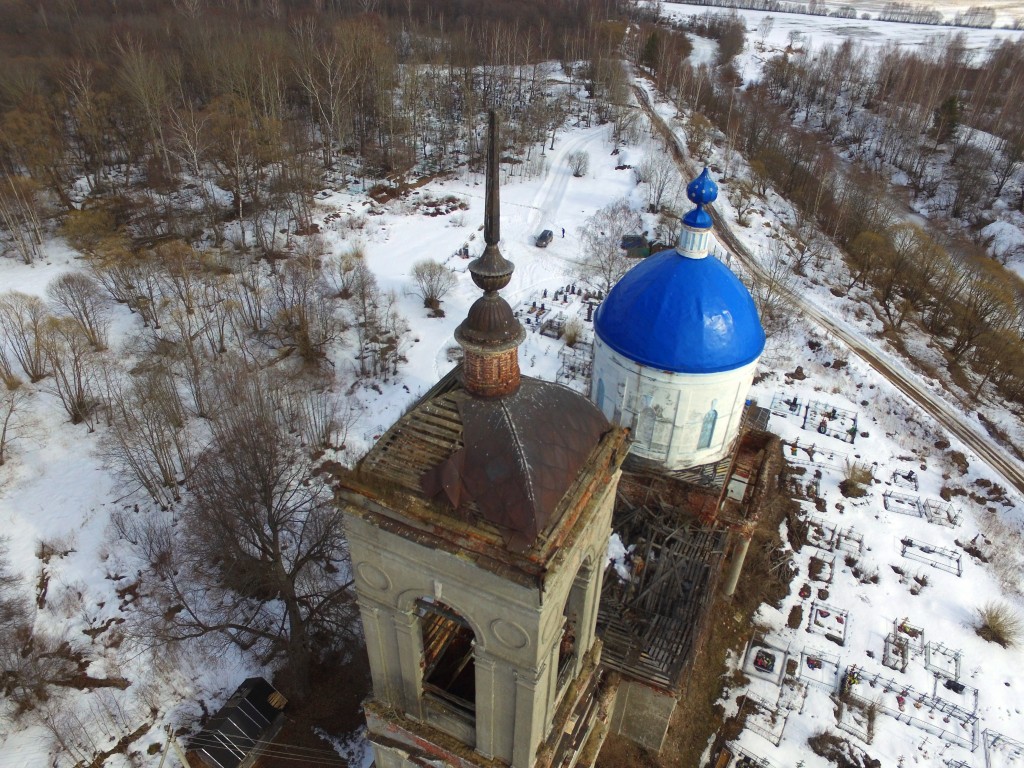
[557,558,594,692]
[417,599,476,722]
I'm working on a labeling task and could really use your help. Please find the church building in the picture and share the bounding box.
[336,110,774,766]
[590,169,765,472]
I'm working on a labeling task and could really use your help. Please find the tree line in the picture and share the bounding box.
[0,0,633,262]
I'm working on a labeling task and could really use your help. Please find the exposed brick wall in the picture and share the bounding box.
[463,348,520,397]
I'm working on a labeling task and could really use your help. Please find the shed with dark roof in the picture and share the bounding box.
[186,677,287,768]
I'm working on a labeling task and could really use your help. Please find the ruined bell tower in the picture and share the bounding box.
[337,112,628,768]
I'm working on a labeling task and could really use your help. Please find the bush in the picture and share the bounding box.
[410,259,457,311]
[976,601,1023,647]
[839,460,872,498]
[563,318,583,347]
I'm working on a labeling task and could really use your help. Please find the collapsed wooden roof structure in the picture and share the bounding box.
[599,500,727,691]
[598,426,780,694]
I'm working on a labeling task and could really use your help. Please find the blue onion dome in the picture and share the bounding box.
[683,167,718,229]
[594,247,765,374]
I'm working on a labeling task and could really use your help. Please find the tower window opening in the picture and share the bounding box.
[418,601,476,718]
[557,610,578,687]
[557,562,592,693]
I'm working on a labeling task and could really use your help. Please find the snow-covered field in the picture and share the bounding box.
[664,1,1024,76]
[2,13,1024,767]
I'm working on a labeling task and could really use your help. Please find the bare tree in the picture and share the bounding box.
[137,373,357,704]
[115,36,174,182]
[41,318,100,427]
[845,231,887,291]
[103,365,192,509]
[574,198,642,296]
[327,244,366,300]
[0,538,27,637]
[0,292,51,382]
[0,176,45,265]
[410,259,457,312]
[947,145,992,220]
[166,303,213,418]
[757,15,775,48]
[636,152,681,212]
[653,208,683,247]
[730,180,757,226]
[47,273,111,351]
[291,18,356,170]
[567,150,590,177]
[746,238,796,339]
[948,257,1015,357]
[349,259,381,377]
[374,289,411,381]
[686,113,715,162]
[33,689,143,767]
[270,255,344,366]
[0,343,17,389]
[0,388,29,466]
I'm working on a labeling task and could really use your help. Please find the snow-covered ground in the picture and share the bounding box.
[2,22,1024,767]
[665,1,1024,83]
[642,11,1024,761]
[0,119,649,766]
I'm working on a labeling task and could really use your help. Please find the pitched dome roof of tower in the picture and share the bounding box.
[682,167,718,229]
[594,248,765,374]
[418,379,610,550]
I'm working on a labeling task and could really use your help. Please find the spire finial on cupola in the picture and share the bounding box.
[677,167,719,260]
[469,110,515,294]
[454,111,526,398]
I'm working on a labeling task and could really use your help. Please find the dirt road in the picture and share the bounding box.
[634,84,1024,497]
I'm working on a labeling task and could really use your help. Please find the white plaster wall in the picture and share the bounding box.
[589,336,758,469]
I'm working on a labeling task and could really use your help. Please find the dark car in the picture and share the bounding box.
[535,229,554,248]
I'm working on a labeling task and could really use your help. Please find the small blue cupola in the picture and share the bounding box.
[592,168,765,374]
[682,167,718,230]
[677,168,718,260]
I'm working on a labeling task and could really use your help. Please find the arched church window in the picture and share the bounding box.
[636,406,657,447]
[418,600,476,723]
[595,379,606,414]
[698,402,718,450]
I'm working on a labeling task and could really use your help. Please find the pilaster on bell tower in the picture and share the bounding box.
[336,112,628,768]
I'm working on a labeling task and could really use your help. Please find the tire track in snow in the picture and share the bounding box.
[527,124,612,236]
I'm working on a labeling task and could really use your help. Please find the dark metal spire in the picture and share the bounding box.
[468,111,514,294]
[485,110,500,247]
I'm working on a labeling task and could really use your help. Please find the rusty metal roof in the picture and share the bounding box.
[423,378,610,550]
[361,370,610,552]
